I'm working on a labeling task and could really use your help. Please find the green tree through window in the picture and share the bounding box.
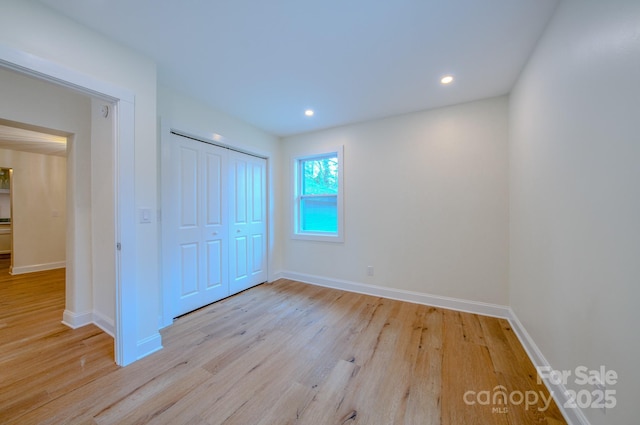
[302,156,338,196]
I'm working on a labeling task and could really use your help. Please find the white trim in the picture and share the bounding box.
[269,270,284,283]
[507,310,591,425]
[136,333,163,360]
[92,311,115,337]
[280,271,511,319]
[10,261,65,275]
[61,309,115,338]
[62,309,92,329]
[0,44,134,103]
[114,99,138,365]
[159,119,174,329]
[169,128,270,159]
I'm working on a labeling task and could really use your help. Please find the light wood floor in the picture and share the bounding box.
[1,264,567,425]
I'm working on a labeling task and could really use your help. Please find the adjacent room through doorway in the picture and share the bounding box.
[0,65,119,362]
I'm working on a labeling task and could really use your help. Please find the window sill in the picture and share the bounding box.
[292,232,344,243]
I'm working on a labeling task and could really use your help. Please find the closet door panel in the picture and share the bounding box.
[229,152,267,293]
[201,144,228,297]
[170,134,229,317]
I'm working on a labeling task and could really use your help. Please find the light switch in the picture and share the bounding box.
[140,208,152,223]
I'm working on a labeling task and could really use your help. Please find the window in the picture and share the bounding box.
[293,147,343,242]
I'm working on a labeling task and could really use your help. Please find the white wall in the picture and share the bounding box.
[0,148,66,271]
[157,85,283,318]
[282,96,509,305]
[0,0,160,355]
[510,1,640,423]
[0,66,91,285]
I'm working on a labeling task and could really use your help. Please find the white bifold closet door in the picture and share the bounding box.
[169,133,267,318]
[228,151,268,294]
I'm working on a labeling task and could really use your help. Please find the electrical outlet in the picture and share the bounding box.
[366,266,374,276]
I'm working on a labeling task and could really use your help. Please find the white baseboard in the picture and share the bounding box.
[269,270,284,283]
[507,311,590,425]
[62,309,93,329]
[63,312,162,363]
[137,332,163,360]
[11,261,66,275]
[93,311,115,337]
[279,271,511,319]
[62,309,115,338]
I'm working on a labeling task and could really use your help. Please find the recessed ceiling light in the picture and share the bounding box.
[304,109,314,117]
[440,75,454,85]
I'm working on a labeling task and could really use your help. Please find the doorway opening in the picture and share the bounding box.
[0,45,139,366]
[0,119,69,276]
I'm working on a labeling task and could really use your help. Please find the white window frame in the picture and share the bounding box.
[292,146,344,242]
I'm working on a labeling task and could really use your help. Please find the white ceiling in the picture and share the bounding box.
[37,0,559,137]
[0,124,67,157]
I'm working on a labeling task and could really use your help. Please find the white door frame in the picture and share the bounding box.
[0,45,138,366]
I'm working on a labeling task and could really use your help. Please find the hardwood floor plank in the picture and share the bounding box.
[405,345,442,425]
[478,316,566,424]
[0,266,568,425]
[255,381,316,425]
[295,359,360,425]
[94,365,212,425]
[441,310,510,425]
[143,329,294,424]
[404,307,443,425]
[305,300,408,424]
[0,262,119,423]
[198,296,362,424]
[342,301,418,424]
[293,293,372,389]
